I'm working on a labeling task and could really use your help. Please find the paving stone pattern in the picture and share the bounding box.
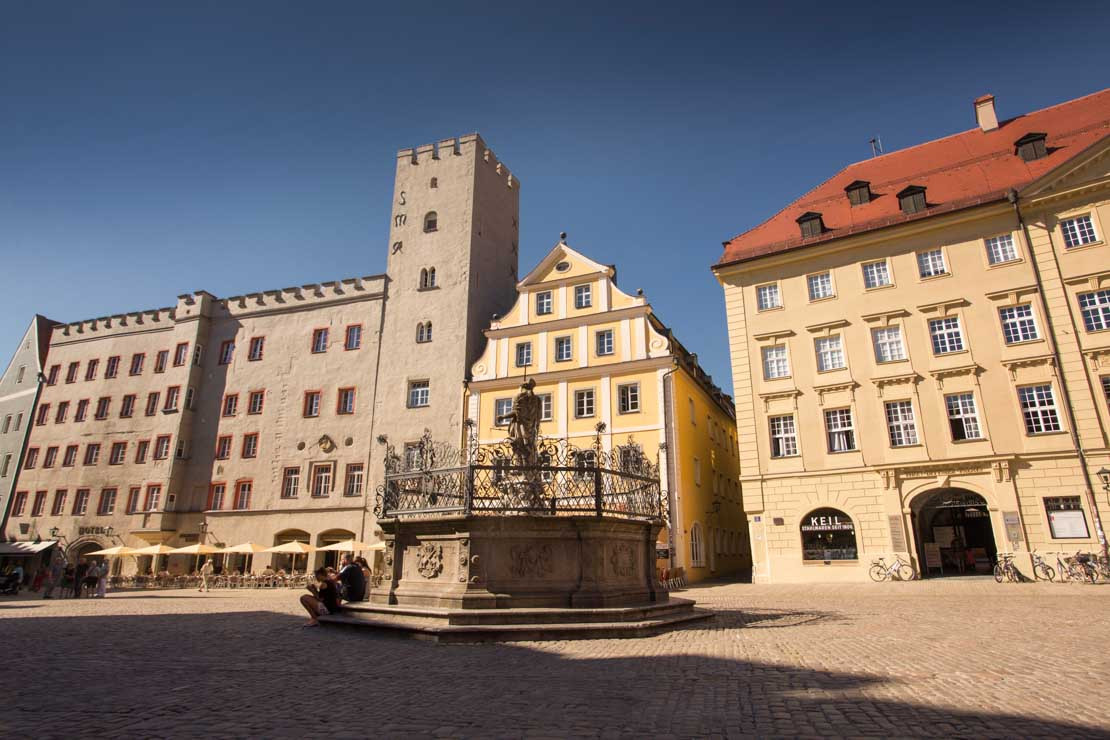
[2,580,1109,738]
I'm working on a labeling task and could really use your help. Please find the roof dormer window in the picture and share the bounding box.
[795,212,825,239]
[1014,132,1048,162]
[845,180,872,206]
[897,186,927,215]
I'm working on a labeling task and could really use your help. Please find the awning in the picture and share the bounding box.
[0,540,57,556]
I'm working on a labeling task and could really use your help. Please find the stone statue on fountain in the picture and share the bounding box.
[496,378,546,510]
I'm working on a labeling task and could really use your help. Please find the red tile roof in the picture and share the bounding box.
[715,89,1110,268]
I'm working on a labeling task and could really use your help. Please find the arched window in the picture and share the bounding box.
[416,321,433,343]
[690,522,705,567]
[423,211,438,232]
[419,267,436,289]
[800,507,857,561]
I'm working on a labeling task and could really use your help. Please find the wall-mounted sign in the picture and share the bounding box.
[78,526,111,536]
[800,513,854,532]
[889,515,907,552]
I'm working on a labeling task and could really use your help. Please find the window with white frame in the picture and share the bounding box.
[208,483,226,510]
[884,400,919,447]
[555,336,572,362]
[574,284,592,309]
[1078,289,1110,332]
[945,393,983,440]
[690,522,705,567]
[248,390,264,414]
[617,383,640,413]
[538,393,553,421]
[515,342,532,367]
[408,380,429,408]
[871,326,907,363]
[815,335,846,371]
[1102,375,1110,409]
[311,328,328,353]
[303,391,320,417]
[218,341,234,365]
[248,336,265,361]
[756,283,781,310]
[416,321,432,343]
[281,467,299,498]
[535,291,553,315]
[1018,384,1062,434]
[862,260,892,289]
[769,414,798,457]
[824,408,856,452]
[1060,214,1098,248]
[595,329,614,356]
[344,464,364,496]
[494,398,513,426]
[233,482,251,510]
[807,272,834,300]
[762,345,790,379]
[916,248,948,278]
[985,234,1019,265]
[999,304,1040,343]
[929,316,965,354]
[337,387,355,414]
[574,389,595,418]
[310,463,333,497]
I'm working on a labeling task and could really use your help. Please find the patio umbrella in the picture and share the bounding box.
[132,544,177,574]
[264,541,317,574]
[222,542,271,574]
[168,543,223,572]
[85,545,138,557]
[318,539,381,551]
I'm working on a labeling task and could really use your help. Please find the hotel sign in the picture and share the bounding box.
[78,526,111,536]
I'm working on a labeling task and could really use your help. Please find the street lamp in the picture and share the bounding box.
[1097,467,1110,490]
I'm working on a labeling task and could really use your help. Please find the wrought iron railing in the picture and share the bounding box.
[374,429,665,522]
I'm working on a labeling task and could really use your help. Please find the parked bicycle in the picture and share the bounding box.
[1070,551,1102,584]
[1030,551,1055,582]
[993,553,1022,583]
[869,555,916,582]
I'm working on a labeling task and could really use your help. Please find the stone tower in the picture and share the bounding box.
[374,134,520,463]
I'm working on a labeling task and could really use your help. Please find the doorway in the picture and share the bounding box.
[913,489,997,577]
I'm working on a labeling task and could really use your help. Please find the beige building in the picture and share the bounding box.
[466,240,749,583]
[713,90,1110,582]
[7,134,521,572]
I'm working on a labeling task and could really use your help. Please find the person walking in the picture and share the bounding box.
[199,558,215,592]
[95,561,109,598]
[73,558,88,598]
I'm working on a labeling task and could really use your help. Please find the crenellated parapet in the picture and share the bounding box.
[56,305,177,339]
[397,133,518,189]
[215,274,386,317]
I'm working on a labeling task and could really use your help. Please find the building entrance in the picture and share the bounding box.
[912,489,997,577]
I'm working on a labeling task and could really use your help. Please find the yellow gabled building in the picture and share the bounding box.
[466,237,750,583]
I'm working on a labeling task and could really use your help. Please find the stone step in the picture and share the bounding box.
[318,607,713,643]
[340,597,699,626]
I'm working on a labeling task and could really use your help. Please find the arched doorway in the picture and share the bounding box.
[272,529,311,574]
[316,529,356,570]
[912,489,997,577]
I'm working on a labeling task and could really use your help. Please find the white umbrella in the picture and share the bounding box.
[318,539,381,552]
[84,545,138,557]
[167,543,222,555]
[264,541,317,574]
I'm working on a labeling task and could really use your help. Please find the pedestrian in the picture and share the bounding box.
[95,561,109,598]
[83,560,100,597]
[199,558,214,592]
[10,563,25,593]
[356,556,373,596]
[339,555,366,602]
[31,566,46,592]
[73,558,88,598]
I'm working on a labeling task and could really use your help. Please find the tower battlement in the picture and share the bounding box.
[397,133,517,189]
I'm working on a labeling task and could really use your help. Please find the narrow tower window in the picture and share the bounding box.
[423,211,438,232]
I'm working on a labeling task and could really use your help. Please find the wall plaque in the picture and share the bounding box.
[888,515,907,552]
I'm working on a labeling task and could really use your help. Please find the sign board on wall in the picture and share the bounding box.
[1048,510,1089,539]
[1003,511,1023,544]
[888,515,907,552]
[923,543,943,573]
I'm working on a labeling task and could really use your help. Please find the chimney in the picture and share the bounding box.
[975,94,998,132]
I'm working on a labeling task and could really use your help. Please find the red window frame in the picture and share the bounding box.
[109,441,127,465]
[215,435,232,460]
[154,349,169,373]
[31,490,47,517]
[62,445,78,467]
[164,386,180,411]
[145,392,160,417]
[46,364,59,385]
[54,401,68,423]
[247,390,265,415]
[52,489,68,516]
[144,484,162,512]
[83,443,100,466]
[129,353,145,376]
[344,324,362,351]
[337,387,356,414]
[207,482,227,511]
[42,447,58,468]
[173,342,189,367]
[120,394,136,418]
[72,488,90,515]
[12,491,27,516]
[65,362,79,383]
[233,479,252,510]
[303,390,322,418]
[218,340,234,365]
[153,435,171,460]
[75,399,89,422]
[222,393,238,417]
[135,439,150,464]
[94,397,111,420]
[125,487,141,513]
[248,336,265,361]
[35,404,50,426]
[311,328,329,354]
[241,433,259,459]
[105,356,120,378]
[24,447,38,469]
[85,358,99,381]
[97,488,117,516]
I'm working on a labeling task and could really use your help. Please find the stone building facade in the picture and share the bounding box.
[467,240,749,583]
[713,90,1110,582]
[6,134,521,572]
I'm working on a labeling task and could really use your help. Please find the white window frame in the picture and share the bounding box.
[756,283,781,311]
[929,316,965,355]
[281,468,300,499]
[408,380,430,408]
[1060,214,1098,248]
[555,336,573,362]
[617,383,640,414]
[595,330,614,356]
[999,304,1040,344]
[916,248,948,279]
[824,407,856,452]
[884,400,919,447]
[574,389,595,418]
[1018,384,1062,435]
[769,414,798,458]
[1078,289,1110,332]
[871,326,907,363]
[762,345,790,379]
[538,393,553,421]
[862,260,892,289]
[515,342,532,367]
[494,398,513,426]
[814,335,846,372]
[807,272,834,301]
[985,233,1019,265]
[574,284,592,309]
[535,291,553,315]
[945,393,983,441]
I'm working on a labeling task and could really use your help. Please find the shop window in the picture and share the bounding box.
[1045,496,1090,539]
[800,507,857,561]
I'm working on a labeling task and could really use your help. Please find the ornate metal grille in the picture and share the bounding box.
[375,427,665,522]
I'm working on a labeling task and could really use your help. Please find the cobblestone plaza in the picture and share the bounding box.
[2,581,1109,738]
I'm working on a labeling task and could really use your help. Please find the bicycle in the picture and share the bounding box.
[1030,551,1055,582]
[1070,551,1102,584]
[869,555,916,582]
[993,553,1021,583]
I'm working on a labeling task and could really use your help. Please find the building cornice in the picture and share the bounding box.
[468,355,673,392]
[484,305,650,339]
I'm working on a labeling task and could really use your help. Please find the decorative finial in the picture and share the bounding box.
[559,231,567,243]
[636,288,644,296]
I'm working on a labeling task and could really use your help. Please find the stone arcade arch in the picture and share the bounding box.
[910,488,998,577]
[316,529,356,570]
[271,529,311,574]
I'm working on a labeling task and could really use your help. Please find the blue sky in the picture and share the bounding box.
[2,1,1109,392]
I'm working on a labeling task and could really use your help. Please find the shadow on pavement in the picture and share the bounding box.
[0,609,1105,738]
